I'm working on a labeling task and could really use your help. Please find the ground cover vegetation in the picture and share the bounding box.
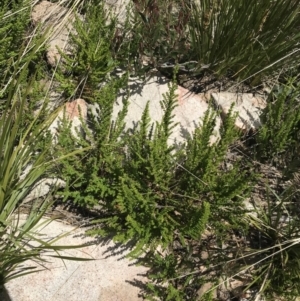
[2,0,300,300]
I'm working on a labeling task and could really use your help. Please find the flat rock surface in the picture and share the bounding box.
[104,0,131,24]
[113,73,221,147]
[31,1,76,67]
[49,98,88,139]
[211,92,266,131]
[0,216,147,301]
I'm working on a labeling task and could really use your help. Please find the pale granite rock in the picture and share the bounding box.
[211,92,266,131]
[112,73,221,147]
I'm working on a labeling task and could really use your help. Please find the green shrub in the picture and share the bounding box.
[0,1,29,73]
[0,0,48,94]
[55,72,255,299]
[55,2,117,101]
[255,78,300,168]
[55,75,128,207]
[87,79,213,256]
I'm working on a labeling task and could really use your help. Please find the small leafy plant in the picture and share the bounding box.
[255,78,300,168]
[55,75,128,208]
[55,1,118,101]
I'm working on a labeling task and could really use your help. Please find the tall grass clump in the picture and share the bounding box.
[0,1,93,288]
[255,78,300,169]
[111,0,193,75]
[189,0,300,81]
[112,0,300,84]
[55,1,118,102]
[228,186,300,301]
[0,68,91,289]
